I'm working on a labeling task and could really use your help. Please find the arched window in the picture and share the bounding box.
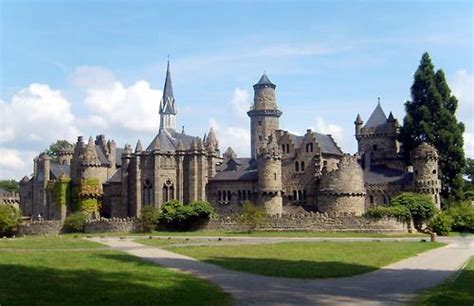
[370,195,374,204]
[293,190,297,201]
[162,179,174,203]
[143,179,153,206]
[282,144,285,153]
[301,161,305,171]
[298,190,303,202]
[286,144,289,153]
[218,191,222,201]
[295,161,299,172]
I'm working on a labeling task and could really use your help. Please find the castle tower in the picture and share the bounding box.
[81,136,101,180]
[159,61,177,131]
[411,142,441,208]
[257,134,283,215]
[58,145,74,165]
[248,74,282,159]
[354,114,363,137]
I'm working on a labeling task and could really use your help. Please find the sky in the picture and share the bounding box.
[0,0,473,180]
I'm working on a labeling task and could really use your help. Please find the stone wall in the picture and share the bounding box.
[205,213,409,233]
[84,218,138,233]
[18,220,63,235]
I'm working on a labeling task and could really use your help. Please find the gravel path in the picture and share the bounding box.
[92,236,473,306]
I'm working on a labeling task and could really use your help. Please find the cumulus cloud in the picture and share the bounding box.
[0,148,36,180]
[311,117,344,149]
[230,88,250,118]
[209,118,250,157]
[0,83,79,146]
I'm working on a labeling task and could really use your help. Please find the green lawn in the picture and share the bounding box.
[138,240,442,278]
[414,257,474,306]
[104,229,427,238]
[0,237,231,306]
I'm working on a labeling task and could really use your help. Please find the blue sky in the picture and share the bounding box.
[0,0,473,179]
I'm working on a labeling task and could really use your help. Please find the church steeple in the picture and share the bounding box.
[159,60,177,130]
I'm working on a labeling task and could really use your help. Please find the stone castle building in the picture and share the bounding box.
[19,63,441,220]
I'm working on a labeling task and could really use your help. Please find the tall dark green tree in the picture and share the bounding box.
[44,140,73,163]
[400,52,466,200]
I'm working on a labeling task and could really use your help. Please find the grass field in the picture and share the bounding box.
[0,236,231,306]
[103,229,427,238]
[414,257,474,306]
[138,239,442,278]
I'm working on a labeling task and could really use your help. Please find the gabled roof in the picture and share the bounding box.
[287,132,343,155]
[146,128,200,152]
[50,163,70,179]
[210,158,258,181]
[364,102,387,128]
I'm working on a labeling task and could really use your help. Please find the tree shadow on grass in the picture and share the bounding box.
[0,256,231,306]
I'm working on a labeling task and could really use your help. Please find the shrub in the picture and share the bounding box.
[64,212,88,233]
[137,206,161,232]
[364,205,411,221]
[390,192,437,230]
[429,213,453,236]
[158,200,214,230]
[446,202,474,233]
[0,205,21,237]
[237,202,267,233]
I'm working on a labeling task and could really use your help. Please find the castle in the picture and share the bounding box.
[19,63,441,220]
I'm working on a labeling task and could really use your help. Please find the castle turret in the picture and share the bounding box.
[159,61,177,131]
[354,114,363,136]
[58,144,74,165]
[248,74,282,159]
[317,155,366,216]
[257,134,283,215]
[411,142,441,208]
[81,136,101,180]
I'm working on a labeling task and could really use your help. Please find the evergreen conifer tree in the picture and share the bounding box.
[400,52,465,200]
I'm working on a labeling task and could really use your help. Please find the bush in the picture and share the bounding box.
[237,202,267,233]
[0,205,21,237]
[364,205,411,221]
[446,202,474,233]
[429,213,453,236]
[64,212,88,233]
[390,192,437,230]
[158,200,214,230]
[137,206,160,232]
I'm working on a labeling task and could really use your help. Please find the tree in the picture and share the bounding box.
[44,140,73,162]
[465,158,474,183]
[0,205,21,237]
[400,52,466,200]
[237,202,267,233]
[390,192,437,232]
[0,180,19,193]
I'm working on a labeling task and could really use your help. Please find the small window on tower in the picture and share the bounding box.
[258,120,262,126]
[372,144,378,151]
[432,169,437,174]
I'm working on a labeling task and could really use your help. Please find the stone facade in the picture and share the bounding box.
[19,65,441,225]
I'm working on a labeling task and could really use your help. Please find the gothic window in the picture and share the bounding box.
[306,143,313,153]
[286,144,289,153]
[295,161,299,172]
[282,144,285,152]
[162,179,174,203]
[301,161,305,171]
[142,179,153,206]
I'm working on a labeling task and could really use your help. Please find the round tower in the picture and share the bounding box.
[257,135,283,215]
[317,155,366,216]
[58,145,74,165]
[411,142,441,208]
[248,74,282,159]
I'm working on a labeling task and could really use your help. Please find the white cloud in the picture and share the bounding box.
[209,120,250,158]
[464,132,474,158]
[312,117,344,148]
[231,88,250,118]
[69,66,116,89]
[0,148,36,180]
[0,84,79,145]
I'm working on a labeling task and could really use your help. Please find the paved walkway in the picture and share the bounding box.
[92,236,473,306]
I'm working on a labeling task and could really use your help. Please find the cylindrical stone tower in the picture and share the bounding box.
[411,142,441,208]
[58,145,74,165]
[257,135,283,215]
[247,74,282,159]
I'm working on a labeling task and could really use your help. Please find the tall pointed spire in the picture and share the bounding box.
[364,99,387,128]
[159,60,177,130]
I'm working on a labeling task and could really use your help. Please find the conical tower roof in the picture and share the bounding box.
[364,99,387,128]
[254,73,276,89]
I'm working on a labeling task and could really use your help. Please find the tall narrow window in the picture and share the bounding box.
[295,161,299,172]
[293,190,297,201]
[143,179,153,206]
[286,144,289,153]
[301,161,305,171]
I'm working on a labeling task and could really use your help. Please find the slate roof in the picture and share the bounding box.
[160,61,177,115]
[105,168,122,184]
[0,188,11,197]
[288,133,343,155]
[210,158,258,181]
[364,102,388,128]
[364,165,412,185]
[146,128,200,152]
[50,163,70,179]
